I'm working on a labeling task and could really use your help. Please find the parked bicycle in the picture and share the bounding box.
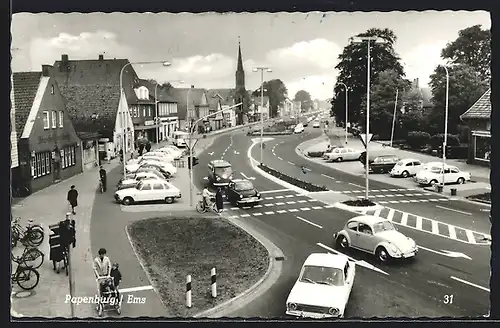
[12,246,44,269]
[11,217,44,248]
[11,263,40,291]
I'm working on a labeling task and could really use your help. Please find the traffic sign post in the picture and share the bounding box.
[359,133,373,148]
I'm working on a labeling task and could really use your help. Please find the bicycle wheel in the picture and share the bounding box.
[16,267,40,290]
[22,248,44,269]
[195,202,206,213]
[27,228,44,247]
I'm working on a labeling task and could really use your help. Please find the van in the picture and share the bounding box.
[294,123,304,134]
[172,131,189,147]
[207,160,233,187]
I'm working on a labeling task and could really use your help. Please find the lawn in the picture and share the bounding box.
[466,192,491,204]
[127,217,269,317]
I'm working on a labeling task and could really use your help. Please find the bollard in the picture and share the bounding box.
[211,268,217,298]
[450,188,457,196]
[186,275,192,308]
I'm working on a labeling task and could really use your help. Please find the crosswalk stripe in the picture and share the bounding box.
[264,211,275,215]
[254,204,263,208]
[431,220,439,234]
[409,199,418,203]
[265,197,274,200]
[298,200,308,203]
[449,225,457,240]
[277,210,287,214]
[308,199,316,202]
[416,217,423,230]
[389,200,398,203]
[265,203,274,207]
[379,201,388,204]
[465,230,475,243]
[240,214,250,217]
[401,213,408,225]
[286,201,296,204]
[285,195,294,198]
[312,206,323,210]
[400,200,410,203]
[301,208,311,211]
[230,207,239,210]
[276,202,285,205]
[253,213,263,216]
[387,209,395,221]
[288,209,299,212]
[275,195,284,199]
[324,205,334,208]
[395,194,404,197]
[373,209,382,217]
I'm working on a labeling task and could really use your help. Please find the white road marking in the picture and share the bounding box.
[285,195,294,198]
[259,189,291,194]
[439,198,448,201]
[242,206,251,210]
[385,194,394,197]
[308,199,317,202]
[118,285,154,293]
[300,207,311,211]
[400,200,410,203]
[379,201,389,204]
[336,181,342,183]
[254,204,263,208]
[377,195,386,198]
[240,214,251,217]
[264,203,274,207]
[277,210,287,214]
[380,189,388,192]
[372,189,379,192]
[298,200,308,203]
[448,225,457,240]
[373,209,382,217]
[312,206,323,210]
[416,217,423,230]
[400,213,408,225]
[352,190,362,193]
[450,276,490,292]
[387,209,395,221]
[389,200,398,203]
[409,200,419,203]
[276,202,285,205]
[296,216,322,229]
[435,205,472,216]
[230,207,239,210]
[431,221,439,234]
[228,215,239,219]
[277,156,283,160]
[288,209,299,212]
[264,211,275,215]
[395,194,404,197]
[349,182,364,188]
[321,174,336,180]
[344,191,351,194]
[465,230,475,243]
[275,195,284,199]
[389,189,399,191]
[286,201,296,204]
[324,205,335,208]
[287,161,295,166]
[265,197,274,200]
[253,213,263,216]
[407,188,416,191]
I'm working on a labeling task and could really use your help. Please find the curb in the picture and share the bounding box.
[125,224,171,315]
[193,215,284,318]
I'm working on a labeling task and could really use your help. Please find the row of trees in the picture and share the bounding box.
[331,25,491,141]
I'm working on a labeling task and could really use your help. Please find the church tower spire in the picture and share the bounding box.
[235,36,247,125]
[237,36,244,72]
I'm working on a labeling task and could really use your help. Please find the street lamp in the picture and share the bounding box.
[119,60,171,177]
[440,65,450,188]
[390,88,399,147]
[252,67,272,164]
[187,102,243,207]
[155,80,184,144]
[349,36,387,200]
[337,82,349,145]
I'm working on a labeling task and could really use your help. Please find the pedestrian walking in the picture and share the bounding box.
[215,187,224,214]
[67,185,78,215]
[99,166,107,192]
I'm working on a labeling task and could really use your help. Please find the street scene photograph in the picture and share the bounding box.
[10,10,491,319]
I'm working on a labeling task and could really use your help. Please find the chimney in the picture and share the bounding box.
[60,54,69,72]
[98,54,104,60]
[42,65,52,77]
[61,54,68,63]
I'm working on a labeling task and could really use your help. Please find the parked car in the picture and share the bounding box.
[312,120,321,128]
[157,146,183,159]
[126,159,177,176]
[420,161,445,171]
[226,179,261,206]
[285,253,355,318]
[389,159,423,178]
[333,215,418,262]
[324,147,362,162]
[414,164,471,186]
[294,123,305,134]
[366,154,399,174]
[322,146,343,160]
[114,179,181,205]
[117,171,167,190]
[142,151,176,162]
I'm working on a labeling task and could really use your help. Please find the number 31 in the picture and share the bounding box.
[444,295,454,304]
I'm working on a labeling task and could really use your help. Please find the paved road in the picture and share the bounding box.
[193,130,490,318]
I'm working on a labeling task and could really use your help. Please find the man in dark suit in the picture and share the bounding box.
[67,185,78,215]
[99,166,107,192]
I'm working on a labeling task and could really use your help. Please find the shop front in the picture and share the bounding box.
[134,119,158,143]
[472,130,490,164]
[159,116,179,140]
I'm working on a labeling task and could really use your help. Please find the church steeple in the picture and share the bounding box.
[237,36,244,72]
[235,36,247,125]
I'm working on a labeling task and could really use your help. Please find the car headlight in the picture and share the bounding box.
[409,238,417,248]
[256,192,261,198]
[328,307,339,316]
[389,244,401,255]
[287,302,297,311]
[239,194,243,199]
[216,176,220,181]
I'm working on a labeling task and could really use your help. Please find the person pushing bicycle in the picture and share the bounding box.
[202,187,214,210]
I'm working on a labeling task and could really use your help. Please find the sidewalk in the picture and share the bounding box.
[11,160,120,318]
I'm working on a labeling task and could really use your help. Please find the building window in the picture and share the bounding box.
[61,145,76,169]
[51,85,55,95]
[148,108,152,117]
[142,108,146,117]
[474,135,490,161]
[31,152,51,179]
[59,111,64,127]
[51,111,57,128]
[43,111,50,129]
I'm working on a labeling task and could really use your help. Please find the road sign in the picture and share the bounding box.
[359,133,373,148]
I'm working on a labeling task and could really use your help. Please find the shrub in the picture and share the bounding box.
[429,133,460,148]
[307,151,325,158]
[258,163,328,192]
[406,131,431,149]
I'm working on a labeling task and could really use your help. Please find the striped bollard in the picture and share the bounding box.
[211,268,217,298]
[186,275,192,308]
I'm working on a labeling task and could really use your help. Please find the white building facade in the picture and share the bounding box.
[113,91,135,156]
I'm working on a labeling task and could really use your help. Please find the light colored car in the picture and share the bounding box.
[414,164,471,186]
[142,151,176,162]
[126,158,177,176]
[114,179,181,205]
[312,120,321,128]
[389,158,423,178]
[333,215,418,262]
[420,161,445,171]
[118,171,167,190]
[294,123,304,134]
[324,147,362,162]
[157,146,183,159]
[286,253,355,318]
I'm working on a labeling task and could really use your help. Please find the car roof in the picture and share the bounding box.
[303,253,348,269]
[348,215,389,225]
[399,158,418,163]
[209,159,231,167]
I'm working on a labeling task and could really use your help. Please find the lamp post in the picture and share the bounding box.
[440,65,450,188]
[188,102,243,207]
[119,60,171,177]
[252,67,272,164]
[390,88,399,147]
[155,80,184,144]
[350,36,387,200]
[338,82,349,145]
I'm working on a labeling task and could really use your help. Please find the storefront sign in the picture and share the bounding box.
[144,120,155,126]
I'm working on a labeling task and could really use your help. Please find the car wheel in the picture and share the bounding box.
[165,197,174,204]
[457,177,465,184]
[402,171,409,178]
[336,157,343,162]
[122,197,134,205]
[430,179,438,186]
[376,246,390,263]
[336,235,349,249]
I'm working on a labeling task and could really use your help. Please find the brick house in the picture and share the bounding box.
[460,88,491,167]
[51,54,137,159]
[171,86,212,133]
[12,67,81,194]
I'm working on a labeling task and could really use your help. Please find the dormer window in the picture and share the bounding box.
[135,86,149,100]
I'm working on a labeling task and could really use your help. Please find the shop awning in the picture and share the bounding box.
[135,124,159,130]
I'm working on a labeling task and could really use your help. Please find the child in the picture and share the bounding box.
[110,263,122,298]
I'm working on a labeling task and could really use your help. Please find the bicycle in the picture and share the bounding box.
[11,217,44,248]
[195,196,221,214]
[12,246,44,269]
[11,263,40,291]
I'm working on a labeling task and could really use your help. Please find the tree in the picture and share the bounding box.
[252,79,288,118]
[427,64,488,134]
[441,25,491,81]
[332,28,405,125]
[294,90,313,111]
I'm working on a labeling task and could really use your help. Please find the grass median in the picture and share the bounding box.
[128,216,269,317]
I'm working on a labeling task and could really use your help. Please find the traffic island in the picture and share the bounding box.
[466,192,491,205]
[333,199,384,213]
[257,163,328,192]
[127,217,269,317]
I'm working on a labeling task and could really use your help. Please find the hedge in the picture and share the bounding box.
[406,131,431,149]
[257,163,328,192]
[429,133,460,148]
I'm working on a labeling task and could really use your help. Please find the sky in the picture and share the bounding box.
[11,11,490,100]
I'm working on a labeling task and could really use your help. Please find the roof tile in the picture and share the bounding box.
[461,89,491,120]
[12,72,42,139]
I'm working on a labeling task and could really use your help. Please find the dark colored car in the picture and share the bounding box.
[226,179,261,207]
[360,152,399,174]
